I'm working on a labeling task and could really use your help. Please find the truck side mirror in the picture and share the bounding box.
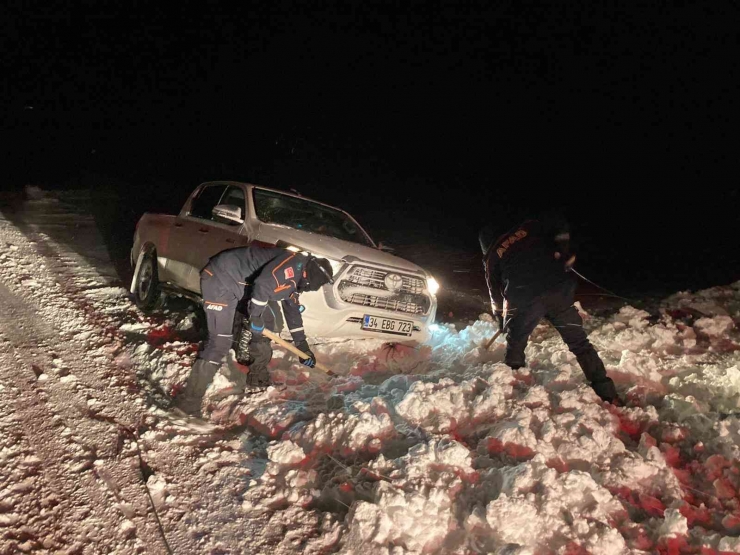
[212,204,244,224]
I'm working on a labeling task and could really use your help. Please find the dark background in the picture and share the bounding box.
[3,1,740,305]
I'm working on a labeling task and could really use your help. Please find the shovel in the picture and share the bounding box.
[261,329,336,377]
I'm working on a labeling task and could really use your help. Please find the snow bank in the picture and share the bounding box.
[159,280,740,554]
[485,456,625,552]
[395,364,512,435]
[4,190,740,554]
[341,438,474,554]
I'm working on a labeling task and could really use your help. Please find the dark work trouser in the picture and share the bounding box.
[175,266,240,414]
[201,263,283,389]
[200,266,240,364]
[504,280,617,402]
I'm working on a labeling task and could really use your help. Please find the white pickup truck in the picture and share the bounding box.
[130,181,439,342]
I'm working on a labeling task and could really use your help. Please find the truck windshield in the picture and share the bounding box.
[253,188,375,247]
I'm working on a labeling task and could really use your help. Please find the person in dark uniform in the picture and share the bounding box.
[174,246,334,416]
[479,214,619,404]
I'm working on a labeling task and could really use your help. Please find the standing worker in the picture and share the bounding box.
[479,213,619,404]
[174,246,334,416]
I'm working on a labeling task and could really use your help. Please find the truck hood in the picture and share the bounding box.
[255,223,427,274]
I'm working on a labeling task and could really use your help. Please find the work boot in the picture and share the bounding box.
[245,368,270,391]
[173,359,219,417]
[245,339,272,391]
[211,350,250,402]
[574,349,618,404]
[591,378,618,404]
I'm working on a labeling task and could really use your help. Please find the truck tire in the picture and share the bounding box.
[133,249,161,311]
[233,301,284,364]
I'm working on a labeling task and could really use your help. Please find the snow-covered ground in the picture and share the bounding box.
[1,187,739,554]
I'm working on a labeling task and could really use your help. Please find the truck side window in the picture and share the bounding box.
[190,185,227,220]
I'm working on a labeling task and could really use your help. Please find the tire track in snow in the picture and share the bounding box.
[0,281,167,553]
[0,208,184,553]
[0,194,298,554]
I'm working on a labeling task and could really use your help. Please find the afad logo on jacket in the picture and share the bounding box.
[497,229,528,258]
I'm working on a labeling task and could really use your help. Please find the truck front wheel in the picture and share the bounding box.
[133,250,161,311]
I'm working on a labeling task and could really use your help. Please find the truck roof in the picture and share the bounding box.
[199,181,340,212]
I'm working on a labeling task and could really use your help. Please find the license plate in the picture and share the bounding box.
[362,315,413,336]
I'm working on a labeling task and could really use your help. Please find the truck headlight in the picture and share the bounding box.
[427,276,440,296]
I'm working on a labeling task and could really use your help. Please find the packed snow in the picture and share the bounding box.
[0,187,739,554]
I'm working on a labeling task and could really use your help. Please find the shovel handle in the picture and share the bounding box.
[484,328,504,350]
[261,329,335,376]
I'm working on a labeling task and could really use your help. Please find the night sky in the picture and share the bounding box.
[4,1,740,297]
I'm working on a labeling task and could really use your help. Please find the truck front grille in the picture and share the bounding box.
[338,265,431,315]
[343,266,426,295]
[341,293,426,314]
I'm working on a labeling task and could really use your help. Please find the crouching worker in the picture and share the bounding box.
[479,214,619,404]
[174,245,334,417]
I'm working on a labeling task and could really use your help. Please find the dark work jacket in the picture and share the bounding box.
[483,219,573,311]
[206,246,309,343]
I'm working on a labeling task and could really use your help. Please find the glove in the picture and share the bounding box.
[295,340,316,368]
[249,315,265,335]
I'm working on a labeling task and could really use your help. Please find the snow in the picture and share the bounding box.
[720,535,740,552]
[659,508,689,538]
[1,187,740,554]
[484,457,626,552]
[268,440,306,466]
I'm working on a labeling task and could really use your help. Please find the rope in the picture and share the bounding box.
[570,268,634,303]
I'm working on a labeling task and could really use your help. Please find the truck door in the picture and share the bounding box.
[178,184,250,293]
[165,185,224,291]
